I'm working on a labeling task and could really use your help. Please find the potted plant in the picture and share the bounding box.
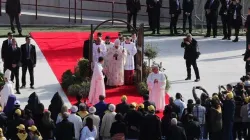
[144,43,158,66]
[67,84,81,96]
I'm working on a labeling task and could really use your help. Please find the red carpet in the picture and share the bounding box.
[30,32,169,117]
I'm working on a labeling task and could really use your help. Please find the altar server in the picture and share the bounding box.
[0,69,14,109]
[124,37,137,85]
[88,57,105,105]
[93,38,107,64]
[105,36,114,52]
[105,39,127,86]
[147,65,166,111]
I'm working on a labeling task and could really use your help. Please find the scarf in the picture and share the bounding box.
[17,133,28,140]
[77,111,89,119]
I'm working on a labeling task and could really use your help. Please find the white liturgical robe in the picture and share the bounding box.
[92,43,107,64]
[105,46,127,86]
[124,42,137,70]
[88,63,105,105]
[105,42,114,52]
[147,72,166,111]
[0,69,14,109]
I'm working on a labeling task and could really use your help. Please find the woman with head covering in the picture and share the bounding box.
[40,111,55,140]
[48,92,64,123]
[28,125,42,140]
[23,109,34,132]
[6,110,24,140]
[3,94,16,117]
[56,105,68,124]
[33,103,44,133]
[24,92,40,116]
[110,113,126,140]
[16,124,29,140]
[80,117,97,140]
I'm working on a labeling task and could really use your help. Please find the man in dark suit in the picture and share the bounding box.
[1,32,13,72]
[220,0,232,40]
[183,0,194,34]
[169,0,181,35]
[5,0,22,36]
[167,118,187,140]
[204,0,220,38]
[6,38,21,94]
[146,0,162,34]
[126,0,141,32]
[181,34,200,82]
[116,95,130,116]
[184,114,201,140]
[55,112,75,140]
[20,36,36,89]
[83,34,95,60]
[230,0,242,42]
[143,94,156,112]
[245,8,250,52]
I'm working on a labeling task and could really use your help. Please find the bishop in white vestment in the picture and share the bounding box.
[147,65,166,111]
[124,37,137,85]
[0,69,14,109]
[93,38,107,64]
[88,57,105,105]
[105,39,127,86]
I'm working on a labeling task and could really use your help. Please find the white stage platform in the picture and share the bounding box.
[0,36,246,108]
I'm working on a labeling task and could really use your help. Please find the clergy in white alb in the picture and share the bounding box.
[104,36,114,68]
[92,38,107,65]
[105,39,127,86]
[147,65,166,111]
[88,57,105,105]
[0,69,14,109]
[124,37,137,85]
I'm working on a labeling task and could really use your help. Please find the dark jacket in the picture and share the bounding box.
[230,3,242,27]
[181,38,199,60]
[222,99,235,124]
[55,119,75,140]
[110,121,127,137]
[126,0,141,13]
[5,0,21,15]
[244,50,250,70]
[48,92,64,122]
[161,116,183,137]
[169,0,181,14]
[163,103,180,122]
[94,101,108,119]
[184,120,201,140]
[245,15,250,35]
[1,39,11,61]
[4,45,21,69]
[204,0,220,16]
[219,0,231,16]
[143,100,156,112]
[139,114,161,140]
[40,119,56,140]
[20,43,37,65]
[116,102,130,116]
[183,0,194,13]
[124,109,143,138]
[209,108,222,132]
[167,125,187,140]
[146,0,162,12]
[6,116,24,139]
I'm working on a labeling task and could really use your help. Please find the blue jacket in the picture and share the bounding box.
[94,101,108,119]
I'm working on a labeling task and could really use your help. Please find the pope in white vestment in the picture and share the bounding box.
[124,37,137,85]
[0,69,14,109]
[105,39,127,86]
[147,65,166,111]
[88,58,105,105]
[93,38,107,64]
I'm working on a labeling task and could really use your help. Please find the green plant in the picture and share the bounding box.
[67,84,81,96]
[137,82,149,96]
[79,80,91,98]
[165,75,170,91]
[0,72,4,89]
[61,70,75,89]
[77,58,90,79]
[144,43,158,66]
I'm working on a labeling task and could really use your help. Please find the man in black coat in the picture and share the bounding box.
[6,38,21,94]
[230,0,242,42]
[1,32,13,72]
[220,0,232,40]
[55,112,75,140]
[116,95,130,116]
[126,0,141,32]
[83,34,95,60]
[182,0,194,34]
[184,114,201,140]
[146,0,162,34]
[20,36,36,89]
[181,34,200,82]
[167,118,187,140]
[245,8,250,51]
[204,0,220,38]
[142,94,156,112]
[5,0,22,36]
[169,0,181,35]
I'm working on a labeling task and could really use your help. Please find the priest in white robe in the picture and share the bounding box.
[124,37,137,85]
[88,57,105,105]
[104,36,114,51]
[93,38,107,65]
[105,39,127,86]
[0,69,14,109]
[147,65,166,111]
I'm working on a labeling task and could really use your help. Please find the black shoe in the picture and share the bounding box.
[213,36,217,38]
[204,34,210,37]
[12,30,16,34]
[16,91,21,94]
[20,85,25,89]
[242,53,246,56]
[30,86,34,89]
[222,37,227,40]
[228,37,231,40]
[19,33,23,37]
[151,31,155,35]
[194,79,200,82]
[157,32,160,35]
[185,77,191,80]
[232,38,238,42]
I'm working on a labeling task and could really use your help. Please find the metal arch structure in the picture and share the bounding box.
[88,19,144,83]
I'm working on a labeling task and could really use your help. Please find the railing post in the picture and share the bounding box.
[35,0,38,19]
[69,0,70,22]
[81,0,83,23]
[0,0,2,16]
[112,1,114,25]
[74,0,77,23]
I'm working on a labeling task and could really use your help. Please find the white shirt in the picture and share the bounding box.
[68,113,83,139]
[80,126,97,140]
[174,99,186,118]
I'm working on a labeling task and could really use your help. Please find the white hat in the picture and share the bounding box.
[171,118,177,125]
[89,106,96,114]
[14,100,20,106]
[108,104,116,112]
[4,69,11,80]
[70,106,78,113]
[114,39,120,46]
